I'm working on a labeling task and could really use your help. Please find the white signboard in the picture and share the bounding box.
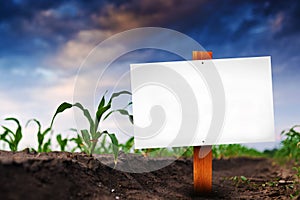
[130,57,275,149]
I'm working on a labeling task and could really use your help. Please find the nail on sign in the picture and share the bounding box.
[130,56,275,149]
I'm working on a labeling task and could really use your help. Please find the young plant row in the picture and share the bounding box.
[0,117,72,153]
[274,125,300,164]
[0,91,133,163]
[0,89,299,163]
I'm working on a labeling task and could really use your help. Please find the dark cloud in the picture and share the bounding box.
[0,0,65,21]
[0,0,299,67]
[0,0,101,57]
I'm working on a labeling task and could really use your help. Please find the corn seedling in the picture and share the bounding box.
[275,125,300,162]
[50,90,132,163]
[293,166,300,178]
[26,119,52,152]
[94,135,113,154]
[229,176,249,187]
[291,167,300,199]
[212,144,263,159]
[56,134,68,151]
[119,136,134,153]
[0,118,22,151]
[69,133,85,152]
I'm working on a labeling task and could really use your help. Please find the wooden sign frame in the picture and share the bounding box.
[193,51,213,194]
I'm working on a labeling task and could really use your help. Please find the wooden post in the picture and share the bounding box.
[193,51,213,194]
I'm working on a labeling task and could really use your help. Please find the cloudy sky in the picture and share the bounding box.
[0,0,299,151]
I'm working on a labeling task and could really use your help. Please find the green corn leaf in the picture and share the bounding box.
[26,119,41,134]
[1,126,14,136]
[100,134,107,145]
[94,131,102,139]
[101,134,109,153]
[69,134,84,152]
[129,115,133,124]
[95,91,108,127]
[9,143,15,151]
[81,129,91,147]
[27,119,44,152]
[105,101,132,120]
[102,110,114,121]
[240,176,247,181]
[15,125,22,146]
[99,96,105,109]
[109,134,119,164]
[103,100,133,123]
[50,102,73,128]
[4,118,22,151]
[37,132,43,152]
[2,117,21,137]
[73,103,95,134]
[120,136,134,153]
[56,134,68,151]
[108,91,131,104]
[2,138,10,145]
[0,130,9,140]
[7,134,14,144]
[42,127,52,136]
[5,117,21,127]
[95,105,111,127]
[0,130,11,145]
[57,135,63,144]
[124,136,134,149]
[69,128,77,132]
[51,102,95,136]
[117,109,133,123]
[42,138,51,152]
[102,131,119,163]
[96,91,131,125]
[103,109,133,124]
[98,90,108,110]
[70,135,82,144]
[99,134,108,152]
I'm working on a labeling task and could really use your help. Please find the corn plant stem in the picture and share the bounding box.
[89,133,103,155]
[90,141,97,155]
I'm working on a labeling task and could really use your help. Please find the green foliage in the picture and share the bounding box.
[129,146,193,158]
[275,125,300,163]
[94,134,111,154]
[93,134,119,158]
[172,147,193,158]
[123,144,261,159]
[56,134,68,151]
[212,144,264,159]
[119,136,134,153]
[138,145,260,159]
[293,166,300,178]
[0,118,22,151]
[263,148,278,157]
[50,91,132,163]
[292,166,300,198]
[26,119,52,152]
[231,175,248,182]
[69,131,85,152]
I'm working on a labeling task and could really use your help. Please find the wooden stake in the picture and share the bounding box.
[192,51,213,194]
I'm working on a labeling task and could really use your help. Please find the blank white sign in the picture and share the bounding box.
[130,57,275,149]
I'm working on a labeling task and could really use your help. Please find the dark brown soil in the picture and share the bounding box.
[0,149,298,200]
